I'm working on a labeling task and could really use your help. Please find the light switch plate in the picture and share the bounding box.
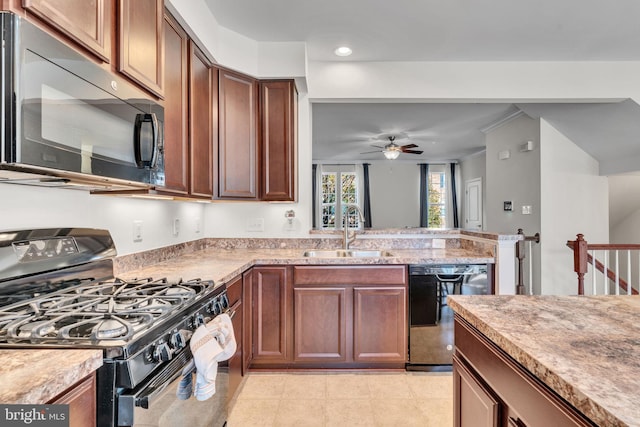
[133,220,143,242]
[246,218,265,232]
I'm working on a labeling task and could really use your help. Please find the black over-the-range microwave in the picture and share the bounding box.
[0,11,165,190]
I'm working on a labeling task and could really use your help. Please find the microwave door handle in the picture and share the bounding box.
[134,113,158,169]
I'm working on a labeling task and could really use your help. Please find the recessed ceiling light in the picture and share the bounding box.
[334,46,352,57]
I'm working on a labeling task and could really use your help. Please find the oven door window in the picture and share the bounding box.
[20,49,150,182]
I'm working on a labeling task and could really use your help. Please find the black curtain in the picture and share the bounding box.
[362,163,372,228]
[450,163,459,228]
[419,164,429,227]
[312,164,317,228]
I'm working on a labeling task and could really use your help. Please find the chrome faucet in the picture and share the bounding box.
[343,204,365,250]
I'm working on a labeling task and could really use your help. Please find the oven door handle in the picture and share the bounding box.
[118,349,191,426]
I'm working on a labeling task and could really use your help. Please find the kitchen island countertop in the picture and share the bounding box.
[448,295,640,427]
[116,247,493,287]
[0,349,103,404]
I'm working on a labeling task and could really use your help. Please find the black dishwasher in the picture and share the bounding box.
[408,264,491,369]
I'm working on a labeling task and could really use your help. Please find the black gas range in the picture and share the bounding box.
[0,228,230,427]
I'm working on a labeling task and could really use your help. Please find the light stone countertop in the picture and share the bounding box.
[0,349,103,403]
[448,295,640,427]
[116,247,493,286]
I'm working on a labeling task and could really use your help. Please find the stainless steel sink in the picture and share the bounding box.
[302,249,394,258]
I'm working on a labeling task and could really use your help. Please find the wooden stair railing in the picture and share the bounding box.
[567,234,640,295]
[515,229,540,295]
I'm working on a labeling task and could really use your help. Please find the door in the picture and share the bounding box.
[465,178,483,231]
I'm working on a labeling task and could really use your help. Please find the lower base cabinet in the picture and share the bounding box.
[48,373,96,427]
[248,265,407,369]
[453,317,596,427]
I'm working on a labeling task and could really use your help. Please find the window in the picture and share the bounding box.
[320,167,361,230]
[427,168,447,228]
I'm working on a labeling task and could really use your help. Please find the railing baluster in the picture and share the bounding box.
[604,250,609,295]
[628,250,632,295]
[615,250,620,295]
[591,250,596,295]
[528,241,533,295]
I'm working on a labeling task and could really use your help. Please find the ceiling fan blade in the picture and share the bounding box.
[400,143,419,149]
[370,144,385,149]
[360,150,382,154]
[402,150,424,155]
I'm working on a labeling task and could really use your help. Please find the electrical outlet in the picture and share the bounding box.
[172,218,180,236]
[522,205,532,215]
[246,218,265,232]
[133,220,143,242]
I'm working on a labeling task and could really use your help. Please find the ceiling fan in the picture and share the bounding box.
[361,136,424,159]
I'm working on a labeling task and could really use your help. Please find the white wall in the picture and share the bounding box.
[0,185,206,255]
[539,119,609,295]
[368,162,420,228]
[485,115,541,235]
[459,152,486,230]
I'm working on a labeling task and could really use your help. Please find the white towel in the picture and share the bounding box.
[188,313,237,401]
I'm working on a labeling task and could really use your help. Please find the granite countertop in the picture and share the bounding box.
[117,247,493,286]
[448,295,640,427]
[0,349,103,403]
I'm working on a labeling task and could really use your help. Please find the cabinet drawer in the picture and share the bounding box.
[226,275,242,306]
[454,317,595,427]
[294,265,407,285]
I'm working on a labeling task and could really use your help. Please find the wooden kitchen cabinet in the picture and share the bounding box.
[293,286,347,363]
[242,269,253,373]
[454,317,596,427]
[217,68,259,199]
[260,80,297,201]
[161,12,189,195]
[226,275,243,402]
[22,0,111,62]
[188,41,216,198]
[250,266,293,366]
[353,286,406,363]
[49,373,97,427]
[118,0,164,98]
[290,265,407,368]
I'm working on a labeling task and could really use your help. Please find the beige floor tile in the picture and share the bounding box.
[370,398,426,427]
[416,398,454,427]
[325,399,375,426]
[367,374,413,399]
[406,372,454,399]
[274,399,325,427]
[227,398,280,427]
[325,374,371,399]
[237,374,287,399]
[282,374,327,399]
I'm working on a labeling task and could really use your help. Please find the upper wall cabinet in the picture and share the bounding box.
[22,0,112,62]
[118,0,164,98]
[217,68,259,200]
[260,80,297,201]
[161,12,189,195]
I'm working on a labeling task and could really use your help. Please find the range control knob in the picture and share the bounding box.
[193,313,205,327]
[153,342,173,362]
[171,330,192,349]
[220,294,229,310]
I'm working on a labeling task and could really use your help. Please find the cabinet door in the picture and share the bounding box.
[453,355,499,427]
[161,13,189,195]
[242,269,253,373]
[118,0,164,98]
[293,287,347,362]
[251,267,291,364]
[49,374,97,427]
[260,80,296,201]
[228,300,243,402]
[353,286,407,363]
[188,42,214,198]
[217,69,259,199]
[23,0,111,62]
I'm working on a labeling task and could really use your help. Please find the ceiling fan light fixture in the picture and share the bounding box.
[334,46,352,57]
[383,149,400,160]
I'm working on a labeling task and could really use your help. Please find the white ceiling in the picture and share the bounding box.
[205,0,640,62]
[205,0,640,170]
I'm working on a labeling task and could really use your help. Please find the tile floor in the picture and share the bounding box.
[227,372,453,427]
